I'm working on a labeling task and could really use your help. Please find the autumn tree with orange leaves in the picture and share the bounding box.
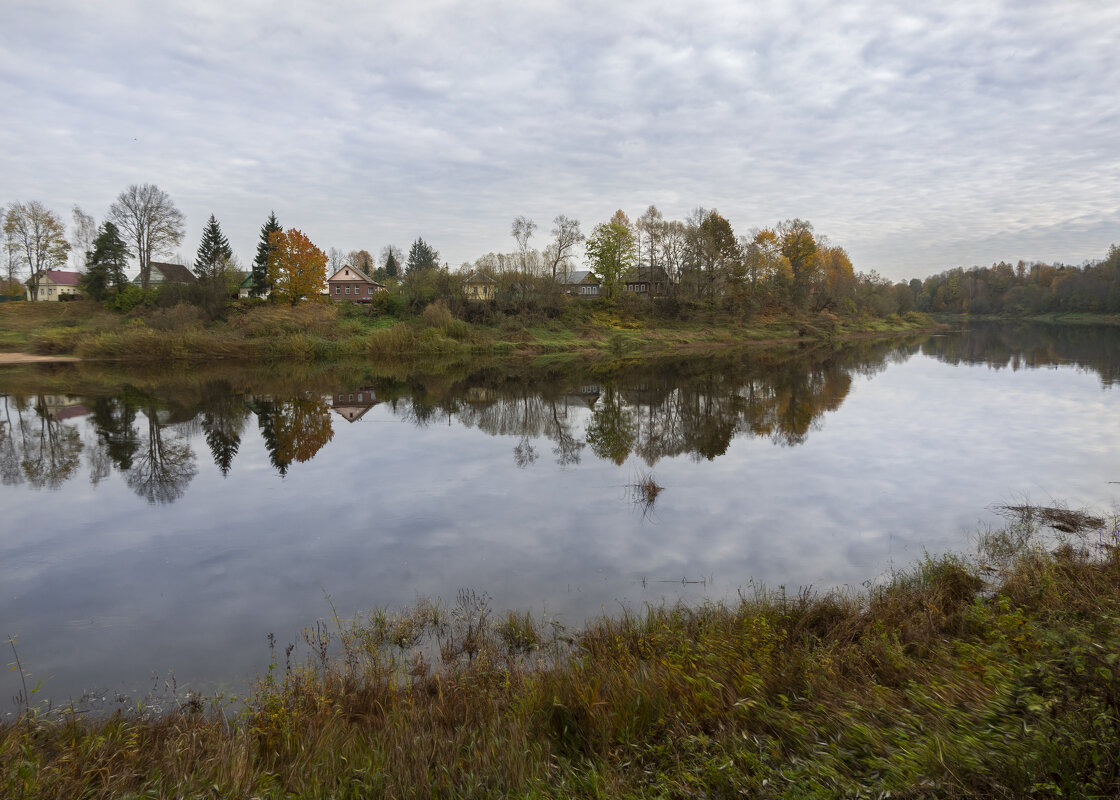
[267,228,327,304]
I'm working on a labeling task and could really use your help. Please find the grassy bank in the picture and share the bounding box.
[0,299,942,364]
[4,510,1119,798]
[934,311,1120,327]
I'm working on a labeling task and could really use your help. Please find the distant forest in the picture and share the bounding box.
[905,244,1120,315]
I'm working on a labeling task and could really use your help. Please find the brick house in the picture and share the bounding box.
[327,266,386,301]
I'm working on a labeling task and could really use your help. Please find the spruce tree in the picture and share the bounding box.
[406,237,439,274]
[81,222,130,302]
[384,249,400,278]
[194,214,233,281]
[251,212,282,297]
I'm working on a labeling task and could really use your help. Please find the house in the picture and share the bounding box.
[131,261,198,286]
[331,387,380,423]
[26,270,82,301]
[327,266,386,302]
[463,271,496,300]
[563,270,601,298]
[622,266,670,297]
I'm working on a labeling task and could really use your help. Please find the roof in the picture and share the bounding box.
[463,271,496,284]
[32,270,82,287]
[564,270,596,285]
[327,266,384,286]
[150,262,198,283]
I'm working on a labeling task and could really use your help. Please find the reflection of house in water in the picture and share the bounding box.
[331,388,380,423]
[566,384,602,408]
[464,387,497,404]
[36,395,88,421]
[141,406,198,427]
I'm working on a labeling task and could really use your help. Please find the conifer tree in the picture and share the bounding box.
[194,214,233,281]
[405,237,439,274]
[251,212,281,297]
[80,222,130,301]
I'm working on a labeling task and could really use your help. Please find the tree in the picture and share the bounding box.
[380,245,403,279]
[80,222,130,301]
[635,205,665,278]
[777,218,819,308]
[267,228,327,304]
[585,210,635,301]
[545,214,584,281]
[327,247,345,273]
[346,249,374,276]
[3,201,70,300]
[406,237,439,274]
[70,205,96,271]
[511,215,537,274]
[107,184,185,290]
[193,214,234,282]
[694,210,739,300]
[251,212,282,298]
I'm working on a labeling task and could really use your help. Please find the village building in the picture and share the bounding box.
[563,270,601,298]
[463,271,497,300]
[327,266,386,301]
[130,261,198,287]
[25,270,82,301]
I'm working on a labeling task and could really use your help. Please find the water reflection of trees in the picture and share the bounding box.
[922,322,1120,386]
[446,348,869,467]
[4,322,1116,495]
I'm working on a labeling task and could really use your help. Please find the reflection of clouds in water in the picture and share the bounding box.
[3,330,1120,708]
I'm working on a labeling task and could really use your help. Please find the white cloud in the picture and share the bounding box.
[2,0,1117,278]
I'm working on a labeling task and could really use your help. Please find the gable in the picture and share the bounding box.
[327,266,382,286]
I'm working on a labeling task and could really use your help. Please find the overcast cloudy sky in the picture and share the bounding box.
[3,0,1118,280]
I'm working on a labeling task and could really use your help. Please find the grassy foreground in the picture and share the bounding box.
[0,299,941,363]
[4,512,1120,798]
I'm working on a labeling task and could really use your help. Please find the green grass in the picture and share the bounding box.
[4,510,1119,798]
[0,300,947,364]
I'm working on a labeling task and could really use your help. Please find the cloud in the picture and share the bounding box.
[2,0,1118,278]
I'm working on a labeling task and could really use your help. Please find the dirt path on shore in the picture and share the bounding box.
[0,353,80,364]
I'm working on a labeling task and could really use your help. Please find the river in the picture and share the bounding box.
[2,322,1118,713]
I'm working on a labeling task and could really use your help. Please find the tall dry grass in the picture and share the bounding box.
[3,511,1119,798]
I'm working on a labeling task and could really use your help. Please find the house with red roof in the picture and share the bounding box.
[25,270,82,301]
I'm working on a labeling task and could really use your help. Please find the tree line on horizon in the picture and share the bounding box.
[3,188,1119,319]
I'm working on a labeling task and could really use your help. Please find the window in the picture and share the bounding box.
[345,287,350,294]
[335,286,341,294]
[368,287,374,294]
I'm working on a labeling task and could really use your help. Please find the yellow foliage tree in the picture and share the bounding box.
[267,228,327,304]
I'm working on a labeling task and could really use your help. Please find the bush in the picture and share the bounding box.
[107,284,156,313]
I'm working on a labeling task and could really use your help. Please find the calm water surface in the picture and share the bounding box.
[2,323,1118,711]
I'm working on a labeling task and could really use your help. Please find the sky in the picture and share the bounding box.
[2,0,1118,281]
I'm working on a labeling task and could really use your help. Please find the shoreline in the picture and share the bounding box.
[3,507,1118,797]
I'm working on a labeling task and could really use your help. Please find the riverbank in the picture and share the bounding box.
[3,509,1118,798]
[0,300,944,364]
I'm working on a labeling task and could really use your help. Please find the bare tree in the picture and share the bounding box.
[511,216,536,252]
[636,205,665,280]
[107,184,185,289]
[3,201,70,299]
[70,205,97,271]
[327,247,345,273]
[511,215,538,274]
[545,214,584,281]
